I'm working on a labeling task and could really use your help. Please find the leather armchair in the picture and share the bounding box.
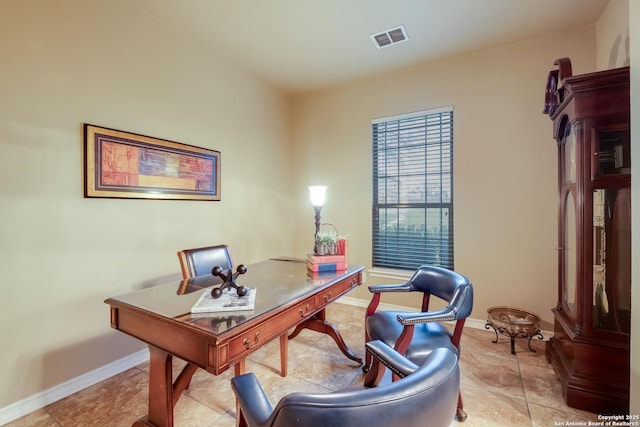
[177,244,234,279]
[231,343,459,427]
[364,265,473,421]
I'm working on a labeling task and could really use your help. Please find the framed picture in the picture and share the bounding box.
[84,124,221,201]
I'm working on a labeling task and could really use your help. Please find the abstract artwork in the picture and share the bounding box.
[84,124,220,200]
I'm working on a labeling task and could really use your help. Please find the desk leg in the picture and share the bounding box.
[234,359,246,427]
[234,358,245,376]
[172,363,198,406]
[138,346,199,427]
[280,333,288,377]
[288,308,362,364]
[143,346,174,427]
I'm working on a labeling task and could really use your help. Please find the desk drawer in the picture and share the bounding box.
[317,273,361,306]
[228,297,317,361]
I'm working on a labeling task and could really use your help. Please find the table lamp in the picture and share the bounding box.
[309,186,327,253]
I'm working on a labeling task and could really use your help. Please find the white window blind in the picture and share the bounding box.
[372,107,454,270]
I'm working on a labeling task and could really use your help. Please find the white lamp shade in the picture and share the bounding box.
[308,186,327,207]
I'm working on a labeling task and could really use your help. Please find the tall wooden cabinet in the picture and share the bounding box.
[542,58,630,413]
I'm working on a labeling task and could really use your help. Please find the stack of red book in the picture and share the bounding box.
[306,253,347,272]
[307,238,349,273]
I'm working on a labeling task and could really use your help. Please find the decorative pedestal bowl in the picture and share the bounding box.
[485,307,543,355]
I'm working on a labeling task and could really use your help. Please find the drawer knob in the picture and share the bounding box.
[242,331,261,349]
[299,303,311,317]
[323,291,333,302]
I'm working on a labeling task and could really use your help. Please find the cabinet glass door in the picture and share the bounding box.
[592,188,631,332]
[596,130,630,177]
[564,123,576,185]
[561,122,577,314]
[563,191,577,313]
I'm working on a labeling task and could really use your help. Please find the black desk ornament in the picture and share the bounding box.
[210,264,248,298]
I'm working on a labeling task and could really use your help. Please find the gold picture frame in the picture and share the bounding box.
[84,124,221,201]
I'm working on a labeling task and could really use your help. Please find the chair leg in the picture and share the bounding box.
[455,391,467,422]
[363,347,372,373]
[363,357,385,387]
[362,332,372,373]
[236,407,248,427]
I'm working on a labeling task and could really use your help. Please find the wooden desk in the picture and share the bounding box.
[105,259,364,427]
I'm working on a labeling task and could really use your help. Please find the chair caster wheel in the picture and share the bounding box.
[456,407,467,422]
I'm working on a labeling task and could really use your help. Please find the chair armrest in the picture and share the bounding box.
[366,283,411,317]
[396,307,457,325]
[368,283,411,293]
[365,340,419,378]
[230,373,273,426]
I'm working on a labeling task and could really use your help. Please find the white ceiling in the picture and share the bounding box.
[130,0,610,94]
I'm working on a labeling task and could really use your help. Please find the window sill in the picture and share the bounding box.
[367,268,414,281]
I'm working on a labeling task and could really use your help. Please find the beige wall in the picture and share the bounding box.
[291,27,598,321]
[596,0,630,69]
[628,0,639,416]
[2,0,636,418]
[0,0,294,408]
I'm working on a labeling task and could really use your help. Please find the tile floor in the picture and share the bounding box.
[6,302,598,427]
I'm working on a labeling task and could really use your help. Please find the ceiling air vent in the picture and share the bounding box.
[370,25,408,49]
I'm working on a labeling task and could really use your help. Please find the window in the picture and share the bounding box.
[372,107,453,271]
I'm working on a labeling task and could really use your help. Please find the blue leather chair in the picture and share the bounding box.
[231,343,459,427]
[364,265,473,421]
[177,244,234,279]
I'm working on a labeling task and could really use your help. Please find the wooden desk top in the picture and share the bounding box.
[106,259,363,336]
[106,259,364,426]
[106,259,364,374]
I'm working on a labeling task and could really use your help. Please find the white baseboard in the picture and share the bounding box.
[0,349,149,426]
